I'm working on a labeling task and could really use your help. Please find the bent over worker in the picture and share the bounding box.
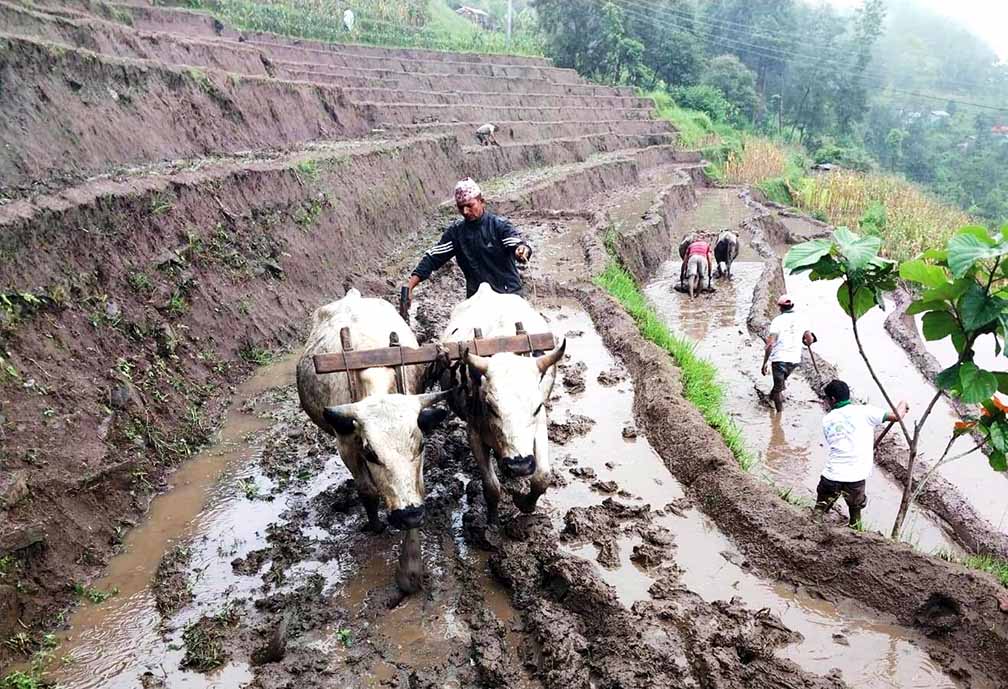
[408,178,532,299]
[761,294,816,412]
[816,379,908,527]
[680,236,713,298]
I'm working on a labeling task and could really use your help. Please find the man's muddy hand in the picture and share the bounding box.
[515,245,531,262]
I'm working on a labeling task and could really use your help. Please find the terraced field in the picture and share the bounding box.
[1,2,1006,688]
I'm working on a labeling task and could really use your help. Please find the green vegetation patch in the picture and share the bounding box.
[181,608,239,672]
[594,260,754,471]
[938,551,1008,587]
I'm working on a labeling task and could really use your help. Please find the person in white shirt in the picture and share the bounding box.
[761,294,816,412]
[816,379,908,527]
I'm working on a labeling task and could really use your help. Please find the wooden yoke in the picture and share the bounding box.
[390,331,407,394]
[313,330,556,374]
[339,327,359,401]
[515,321,534,356]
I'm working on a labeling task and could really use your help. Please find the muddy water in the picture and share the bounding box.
[670,186,763,254]
[643,258,956,551]
[50,357,300,688]
[541,303,961,689]
[787,271,1008,532]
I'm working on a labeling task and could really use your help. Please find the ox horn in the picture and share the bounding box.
[466,350,491,375]
[417,389,453,409]
[536,339,567,374]
[322,403,358,435]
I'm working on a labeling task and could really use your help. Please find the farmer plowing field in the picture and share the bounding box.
[407,178,532,300]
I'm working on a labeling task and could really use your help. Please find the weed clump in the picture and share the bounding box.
[181,608,239,672]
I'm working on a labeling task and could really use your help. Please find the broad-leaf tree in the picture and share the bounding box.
[785,224,1008,538]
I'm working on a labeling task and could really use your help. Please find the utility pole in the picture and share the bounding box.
[507,0,513,48]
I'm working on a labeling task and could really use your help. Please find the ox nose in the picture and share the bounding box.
[388,505,425,530]
[503,454,535,478]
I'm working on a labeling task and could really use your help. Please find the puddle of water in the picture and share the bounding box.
[51,357,298,688]
[643,260,955,552]
[669,507,961,689]
[535,302,965,689]
[787,271,1008,532]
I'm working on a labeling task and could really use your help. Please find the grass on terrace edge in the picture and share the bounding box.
[937,551,1008,587]
[594,260,756,472]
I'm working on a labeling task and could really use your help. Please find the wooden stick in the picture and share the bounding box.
[874,419,897,449]
[339,327,358,402]
[390,331,406,394]
[399,286,410,323]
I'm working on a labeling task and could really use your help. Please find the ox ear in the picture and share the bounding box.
[323,405,357,436]
[536,338,567,374]
[417,407,449,434]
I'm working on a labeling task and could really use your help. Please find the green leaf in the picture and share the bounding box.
[921,311,960,341]
[921,278,971,302]
[995,372,1008,394]
[951,330,967,355]
[936,363,961,391]
[784,239,833,272]
[958,283,1004,331]
[958,225,998,246]
[989,450,1007,472]
[958,362,998,403]
[990,422,1008,452]
[836,282,876,320]
[806,255,845,281]
[906,299,947,316]
[833,227,882,272]
[922,248,948,264]
[900,259,947,288]
[947,229,1008,278]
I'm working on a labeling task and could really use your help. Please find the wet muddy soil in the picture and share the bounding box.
[41,169,1005,689]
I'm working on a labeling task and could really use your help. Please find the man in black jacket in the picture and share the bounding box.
[407,178,532,300]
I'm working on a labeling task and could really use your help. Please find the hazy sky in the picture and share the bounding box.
[827,0,1008,61]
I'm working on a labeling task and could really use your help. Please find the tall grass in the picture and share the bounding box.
[791,171,971,261]
[594,261,755,471]
[214,0,544,56]
[720,136,788,186]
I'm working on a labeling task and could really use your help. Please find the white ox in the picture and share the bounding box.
[438,283,565,523]
[296,289,449,592]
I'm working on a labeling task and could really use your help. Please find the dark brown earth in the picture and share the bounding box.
[2,1,1007,686]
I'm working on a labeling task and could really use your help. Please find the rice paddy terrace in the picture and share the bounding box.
[1,2,1006,688]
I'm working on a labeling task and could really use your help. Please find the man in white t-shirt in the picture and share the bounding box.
[761,294,816,412]
[816,379,908,527]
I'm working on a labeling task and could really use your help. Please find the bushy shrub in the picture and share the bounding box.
[670,84,734,124]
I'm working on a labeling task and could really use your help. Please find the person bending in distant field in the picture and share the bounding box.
[475,123,501,147]
[408,178,531,300]
[761,294,816,412]
[815,379,908,527]
[680,236,713,298]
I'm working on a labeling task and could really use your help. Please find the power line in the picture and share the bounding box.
[609,0,1008,112]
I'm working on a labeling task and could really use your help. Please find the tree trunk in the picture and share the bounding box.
[891,442,919,538]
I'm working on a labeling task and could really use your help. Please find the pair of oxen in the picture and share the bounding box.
[296,283,566,592]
